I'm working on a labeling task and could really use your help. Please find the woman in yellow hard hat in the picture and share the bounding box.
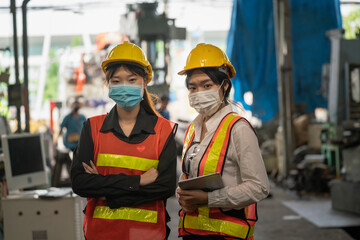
[70,41,177,240]
[177,43,269,240]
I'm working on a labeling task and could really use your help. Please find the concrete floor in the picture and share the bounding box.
[166,182,357,240]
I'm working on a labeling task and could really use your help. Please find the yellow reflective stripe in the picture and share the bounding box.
[203,114,237,175]
[198,206,209,216]
[97,154,158,171]
[93,206,158,223]
[179,215,253,239]
[179,206,253,239]
[182,124,195,160]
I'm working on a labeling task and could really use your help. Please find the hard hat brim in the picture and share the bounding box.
[177,65,236,79]
[104,61,145,72]
[102,60,153,83]
[177,69,187,75]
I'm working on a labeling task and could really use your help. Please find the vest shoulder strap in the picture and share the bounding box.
[89,114,107,149]
[198,112,242,176]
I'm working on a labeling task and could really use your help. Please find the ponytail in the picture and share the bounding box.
[142,88,162,117]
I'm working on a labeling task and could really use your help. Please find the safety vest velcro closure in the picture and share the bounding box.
[93,206,158,223]
[97,153,159,171]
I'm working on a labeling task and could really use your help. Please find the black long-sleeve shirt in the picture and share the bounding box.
[70,104,177,209]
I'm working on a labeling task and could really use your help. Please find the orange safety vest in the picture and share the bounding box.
[84,114,174,240]
[179,112,258,240]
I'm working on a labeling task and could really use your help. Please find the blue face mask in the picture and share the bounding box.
[109,84,143,111]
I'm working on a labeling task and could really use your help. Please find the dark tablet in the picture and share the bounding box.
[178,173,224,191]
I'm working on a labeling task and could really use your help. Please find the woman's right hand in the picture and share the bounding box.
[140,168,158,186]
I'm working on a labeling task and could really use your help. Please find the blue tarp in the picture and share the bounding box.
[227,0,342,122]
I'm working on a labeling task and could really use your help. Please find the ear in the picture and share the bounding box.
[223,79,229,92]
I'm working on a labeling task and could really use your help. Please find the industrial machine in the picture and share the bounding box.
[55,1,186,117]
[120,1,186,96]
[323,28,360,215]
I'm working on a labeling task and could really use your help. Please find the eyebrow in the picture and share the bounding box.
[111,73,137,79]
[188,79,212,85]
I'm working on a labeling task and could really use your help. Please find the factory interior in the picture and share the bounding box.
[0,0,360,239]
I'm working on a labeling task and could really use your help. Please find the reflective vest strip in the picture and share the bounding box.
[178,215,254,239]
[93,206,158,223]
[179,113,257,238]
[182,124,195,160]
[200,113,237,176]
[181,124,195,180]
[97,153,159,171]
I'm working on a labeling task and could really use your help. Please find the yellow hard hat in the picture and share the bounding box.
[101,41,153,83]
[178,43,236,78]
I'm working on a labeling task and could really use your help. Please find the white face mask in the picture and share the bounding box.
[188,86,223,116]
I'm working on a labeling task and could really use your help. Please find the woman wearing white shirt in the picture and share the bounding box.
[177,43,270,240]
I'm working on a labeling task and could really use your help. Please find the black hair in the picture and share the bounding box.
[160,95,169,102]
[105,62,147,84]
[185,67,232,102]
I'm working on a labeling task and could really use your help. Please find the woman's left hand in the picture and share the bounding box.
[82,160,99,174]
[82,160,105,199]
[177,188,208,213]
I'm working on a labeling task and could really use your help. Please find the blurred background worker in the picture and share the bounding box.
[59,99,87,152]
[70,41,177,240]
[157,95,170,120]
[52,98,87,187]
[177,43,269,240]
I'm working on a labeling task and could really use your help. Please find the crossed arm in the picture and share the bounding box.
[82,160,159,187]
[70,119,177,208]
